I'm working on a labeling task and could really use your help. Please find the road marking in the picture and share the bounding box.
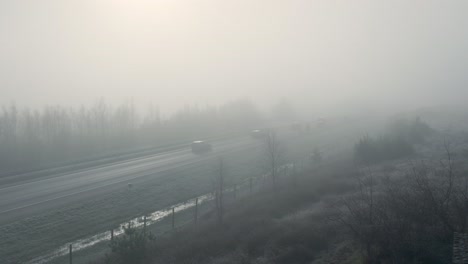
[0,142,260,215]
[0,149,191,191]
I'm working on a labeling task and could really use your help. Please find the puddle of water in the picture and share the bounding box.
[27,193,213,264]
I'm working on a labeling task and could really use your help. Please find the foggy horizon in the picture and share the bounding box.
[1,0,468,113]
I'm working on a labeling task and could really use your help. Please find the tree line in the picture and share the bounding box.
[0,99,262,174]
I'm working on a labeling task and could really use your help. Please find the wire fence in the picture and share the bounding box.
[27,161,305,264]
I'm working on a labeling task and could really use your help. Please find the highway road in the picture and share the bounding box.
[1,123,352,263]
[0,136,261,226]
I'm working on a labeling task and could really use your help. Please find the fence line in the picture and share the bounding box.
[26,161,304,264]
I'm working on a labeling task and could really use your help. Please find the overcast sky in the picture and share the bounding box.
[1,0,467,113]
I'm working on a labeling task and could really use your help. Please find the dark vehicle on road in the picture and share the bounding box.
[191,141,212,153]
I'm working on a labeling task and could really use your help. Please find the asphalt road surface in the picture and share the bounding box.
[0,136,261,226]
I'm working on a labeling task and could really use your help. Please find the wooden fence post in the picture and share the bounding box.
[293,162,297,188]
[69,244,72,264]
[171,207,175,230]
[111,229,114,240]
[194,198,198,224]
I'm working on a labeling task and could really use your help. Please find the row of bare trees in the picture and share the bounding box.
[0,101,139,171]
[0,99,262,173]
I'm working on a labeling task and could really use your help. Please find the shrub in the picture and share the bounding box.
[354,135,413,164]
[108,226,154,264]
[354,117,432,164]
[387,117,433,144]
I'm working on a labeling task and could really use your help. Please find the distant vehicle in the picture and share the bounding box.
[250,129,267,139]
[191,141,212,153]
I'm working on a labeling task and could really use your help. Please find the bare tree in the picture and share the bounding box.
[311,147,323,165]
[213,157,226,225]
[263,130,284,190]
[332,168,377,261]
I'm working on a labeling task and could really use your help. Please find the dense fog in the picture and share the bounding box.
[1,1,468,264]
[1,0,468,113]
